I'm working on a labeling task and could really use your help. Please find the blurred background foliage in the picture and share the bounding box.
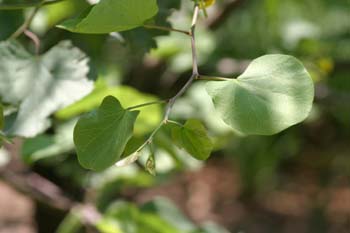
[0,0,349,232]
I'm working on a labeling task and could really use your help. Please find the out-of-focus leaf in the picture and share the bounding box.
[141,197,196,232]
[0,11,23,40]
[98,198,229,233]
[0,0,41,9]
[0,40,93,137]
[120,0,182,55]
[95,171,154,211]
[56,210,83,233]
[56,84,162,135]
[58,0,159,34]
[40,0,90,29]
[101,201,180,233]
[170,120,213,160]
[22,120,76,163]
[22,134,55,163]
[74,96,139,171]
[206,54,314,135]
[96,218,123,233]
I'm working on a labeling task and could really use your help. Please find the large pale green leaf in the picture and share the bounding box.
[58,0,159,34]
[170,119,213,160]
[0,40,93,137]
[74,96,139,171]
[205,54,314,135]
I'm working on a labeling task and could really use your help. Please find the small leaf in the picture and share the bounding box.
[170,119,213,160]
[145,153,156,176]
[58,0,159,34]
[74,96,139,171]
[205,54,314,135]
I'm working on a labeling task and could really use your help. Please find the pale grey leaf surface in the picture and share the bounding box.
[0,41,93,137]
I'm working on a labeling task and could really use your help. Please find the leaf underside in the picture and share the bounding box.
[206,54,314,135]
[0,40,93,137]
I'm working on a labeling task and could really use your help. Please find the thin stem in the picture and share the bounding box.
[144,24,190,36]
[197,75,232,81]
[167,120,184,127]
[9,6,41,40]
[163,4,201,121]
[24,30,41,54]
[133,121,165,155]
[164,73,198,121]
[126,99,168,111]
[191,4,200,76]
[121,3,201,165]
[163,4,200,121]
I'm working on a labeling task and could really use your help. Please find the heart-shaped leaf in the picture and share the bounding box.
[58,0,159,34]
[74,96,139,171]
[205,54,314,135]
[170,119,213,160]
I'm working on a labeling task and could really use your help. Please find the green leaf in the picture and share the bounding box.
[0,40,93,137]
[170,119,213,161]
[55,83,162,135]
[205,54,314,135]
[141,197,196,232]
[56,210,83,233]
[101,201,181,233]
[58,0,159,34]
[120,0,182,55]
[0,11,23,40]
[74,96,139,171]
[21,120,76,163]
